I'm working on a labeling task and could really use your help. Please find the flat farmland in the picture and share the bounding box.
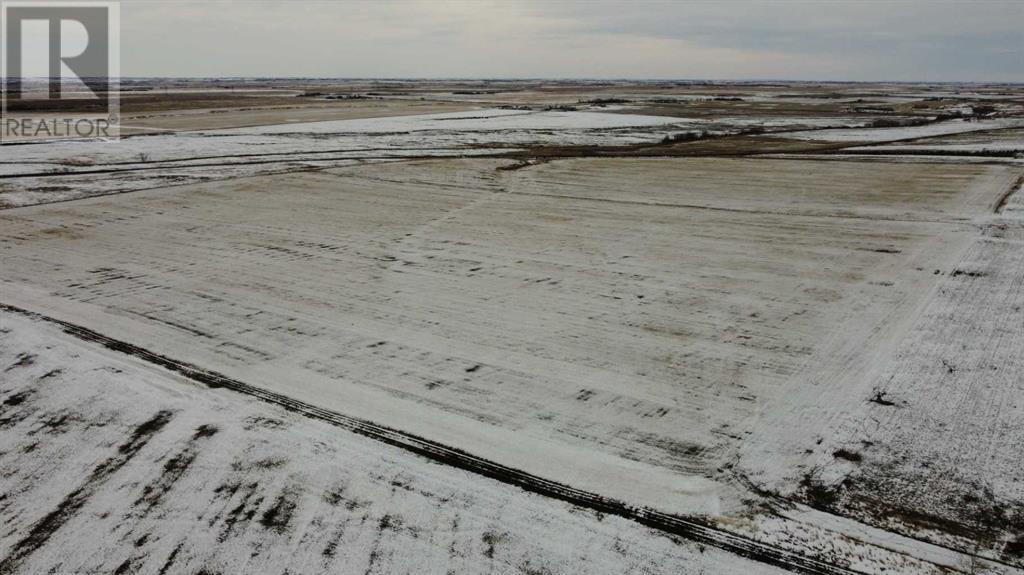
[1,157,1015,525]
[118,99,477,134]
[1,311,783,575]
[837,226,1024,543]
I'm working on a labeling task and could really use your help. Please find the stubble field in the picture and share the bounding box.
[2,80,1024,574]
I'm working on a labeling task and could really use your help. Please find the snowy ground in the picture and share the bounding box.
[0,107,884,209]
[0,108,701,208]
[819,215,1024,552]
[0,311,783,575]
[2,154,1022,573]
[773,118,1024,143]
[3,89,1024,573]
[0,108,695,175]
[842,127,1024,155]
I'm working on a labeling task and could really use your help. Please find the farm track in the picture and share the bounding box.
[0,153,467,179]
[0,302,862,575]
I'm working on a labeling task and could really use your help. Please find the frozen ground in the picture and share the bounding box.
[0,108,702,208]
[1,157,1009,513]
[0,107,883,209]
[231,108,687,135]
[3,85,1024,573]
[0,108,694,175]
[2,154,1022,573]
[817,215,1024,552]
[843,127,1024,155]
[0,311,783,575]
[775,118,1024,143]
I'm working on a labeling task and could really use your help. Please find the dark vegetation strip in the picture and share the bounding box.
[0,303,859,575]
[0,410,174,572]
[0,146,472,167]
[993,175,1023,214]
[134,424,219,512]
[0,154,469,179]
[821,148,1022,158]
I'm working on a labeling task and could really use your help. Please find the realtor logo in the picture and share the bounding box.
[2,1,120,141]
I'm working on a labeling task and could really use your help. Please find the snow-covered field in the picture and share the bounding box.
[843,127,1024,155]
[0,108,704,208]
[775,118,1024,143]
[820,215,1024,552]
[2,152,1022,572]
[3,94,1024,574]
[233,108,686,135]
[0,109,695,175]
[0,107,886,209]
[0,311,780,575]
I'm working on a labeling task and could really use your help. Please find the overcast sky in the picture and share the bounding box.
[120,0,1024,82]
